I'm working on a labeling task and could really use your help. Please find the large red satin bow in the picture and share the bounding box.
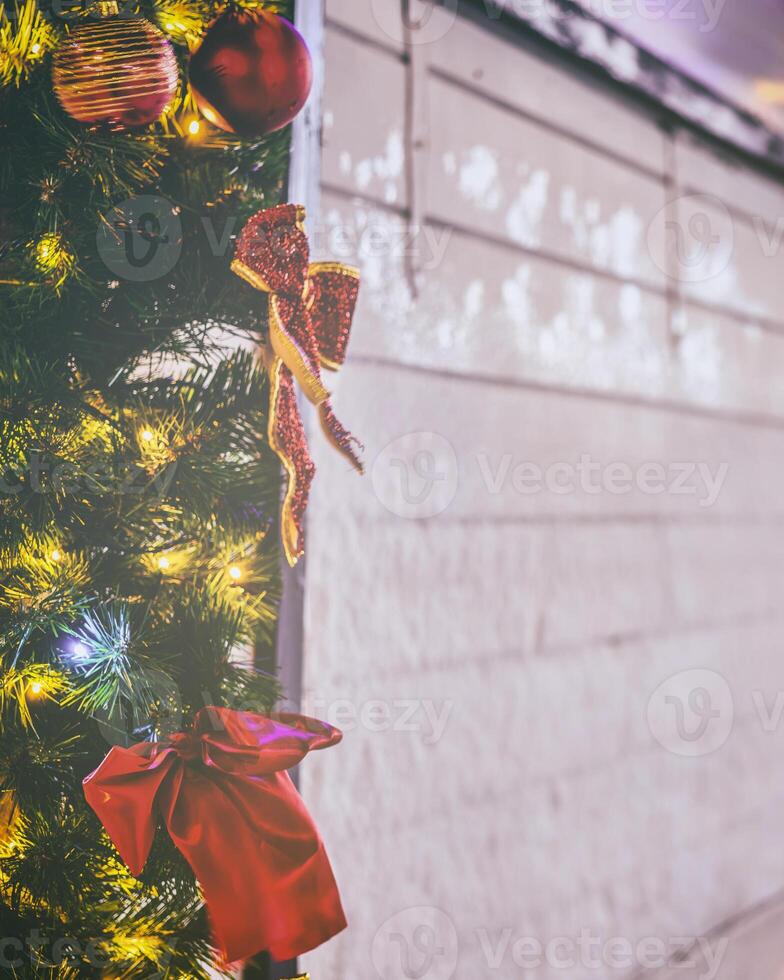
[232,204,363,566]
[83,707,346,965]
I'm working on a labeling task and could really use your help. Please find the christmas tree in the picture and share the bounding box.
[0,0,310,974]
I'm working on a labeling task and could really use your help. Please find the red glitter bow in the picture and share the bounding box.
[232,204,363,565]
[83,707,347,965]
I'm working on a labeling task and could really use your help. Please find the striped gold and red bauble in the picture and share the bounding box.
[52,1,178,129]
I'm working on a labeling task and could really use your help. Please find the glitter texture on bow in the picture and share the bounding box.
[232,204,363,565]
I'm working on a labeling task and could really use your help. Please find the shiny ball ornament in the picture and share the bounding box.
[189,9,312,137]
[52,16,179,129]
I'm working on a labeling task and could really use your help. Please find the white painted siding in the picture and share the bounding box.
[301,5,784,979]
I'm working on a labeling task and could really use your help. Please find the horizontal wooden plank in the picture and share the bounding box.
[300,616,784,831]
[423,5,666,174]
[319,192,784,419]
[300,621,784,963]
[674,192,784,328]
[670,303,784,418]
[304,515,784,660]
[425,74,668,289]
[308,515,783,668]
[667,522,784,627]
[311,361,784,529]
[675,132,784,226]
[322,27,407,206]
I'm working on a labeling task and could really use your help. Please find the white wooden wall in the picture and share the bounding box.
[299,4,784,978]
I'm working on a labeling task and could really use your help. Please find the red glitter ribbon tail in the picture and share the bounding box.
[319,402,364,474]
[270,294,331,406]
[232,206,364,564]
[269,361,316,566]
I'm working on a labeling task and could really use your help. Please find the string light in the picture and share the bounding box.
[141,428,154,442]
[228,566,242,581]
[187,118,201,136]
[50,548,62,562]
[157,556,170,571]
[29,682,43,696]
[33,232,74,286]
[31,42,41,54]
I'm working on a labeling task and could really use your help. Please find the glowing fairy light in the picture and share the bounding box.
[157,556,171,571]
[50,548,62,562]
[33,233,74,284]
[141,428,154,442]
[187,118,201,136]
[228,566,242,581]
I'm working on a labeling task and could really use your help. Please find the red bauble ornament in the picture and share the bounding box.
[52,15,178,129]
[188,9,312,138]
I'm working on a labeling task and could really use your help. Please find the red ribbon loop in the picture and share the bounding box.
[83,707,346,964]
[232,204,363,566]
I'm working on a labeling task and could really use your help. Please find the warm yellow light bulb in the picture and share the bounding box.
[29,682,43,695]
[188,119,201,136]
[158,556,171,571]
[141,428,154,442]
[35,233,60,268]
[229,565,242,581]
[31,42,41,54]
[50,548,62,562]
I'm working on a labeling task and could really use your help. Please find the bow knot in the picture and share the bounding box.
[232,205,363,565]
[169,730,200,762]
[83,707,346,965]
